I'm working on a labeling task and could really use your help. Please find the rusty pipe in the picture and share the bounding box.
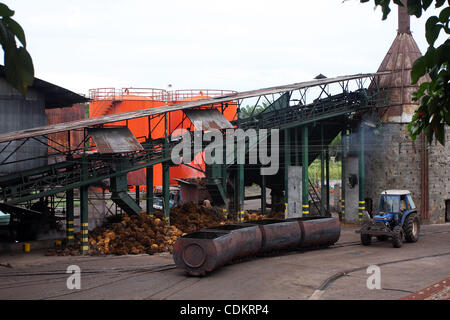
[173,217,340,276]
[243,219,302,253]
[173,224,262,276]
[290,217,341,248]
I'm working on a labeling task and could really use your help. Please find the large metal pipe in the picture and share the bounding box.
[173,224,262,276]
[173,217,340,276]
[203,224,262,260]
[291,217,341,248]
[244,219,301,253]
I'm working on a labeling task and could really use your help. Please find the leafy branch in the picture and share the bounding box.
[0,2,34,95]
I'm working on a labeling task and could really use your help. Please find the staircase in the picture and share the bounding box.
[110,174,142,215]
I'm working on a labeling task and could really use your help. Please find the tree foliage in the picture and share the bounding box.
[239,102,269,119]
[361,0,449,145]
[0,2,34,95]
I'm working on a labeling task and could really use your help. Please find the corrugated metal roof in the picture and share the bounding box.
[0,66,89,109]
[88,128,144,154]
[0,73,384,143]
[184,109,233,130]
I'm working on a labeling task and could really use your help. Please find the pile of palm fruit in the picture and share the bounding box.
[47,213,183,256]
[163,202,228,233]
[46,202,285,256]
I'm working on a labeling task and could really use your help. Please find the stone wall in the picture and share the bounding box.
[360,123,448,224]
[427,126,450,224]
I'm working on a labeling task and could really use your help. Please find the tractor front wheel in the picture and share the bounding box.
[404,213,420,243]
[361,233,372,246]
[392,226,403,248]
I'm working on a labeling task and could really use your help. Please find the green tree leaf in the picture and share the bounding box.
[425,16,442,45]
[438,6,450,22]
[0,3,34,95]
[4,17,26,47]
[0,3,14,17]
[411,56,426,84]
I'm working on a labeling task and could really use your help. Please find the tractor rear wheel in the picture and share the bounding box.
[392,226,403,248]
[361,233,372,246]
[403,213,420,243]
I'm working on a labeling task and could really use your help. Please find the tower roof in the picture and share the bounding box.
[375,2,428,123]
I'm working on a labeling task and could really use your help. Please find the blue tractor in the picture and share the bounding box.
[357,190,420,248]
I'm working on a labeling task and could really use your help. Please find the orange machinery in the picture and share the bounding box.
[88,88,237,192]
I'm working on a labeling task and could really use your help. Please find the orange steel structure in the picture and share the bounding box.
[88,88,237,191]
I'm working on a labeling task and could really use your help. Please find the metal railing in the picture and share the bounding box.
[89,88,167,101]
[170,89,236,102]
[89,88,236,103]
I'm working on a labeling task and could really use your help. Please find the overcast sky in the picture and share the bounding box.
[8,0,443,96]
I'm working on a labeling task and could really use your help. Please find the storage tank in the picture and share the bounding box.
[89,88,167,188]
[46,103,87,164]
[168,90,237,182]
[88,88,237,191]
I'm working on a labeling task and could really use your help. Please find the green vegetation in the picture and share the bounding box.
[308,158,342,185]
[240,102,269,119]
[0,3,34,94]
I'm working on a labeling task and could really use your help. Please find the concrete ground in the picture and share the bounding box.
[0,223,449,300]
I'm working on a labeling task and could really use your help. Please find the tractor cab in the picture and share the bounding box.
[375,190,416,227]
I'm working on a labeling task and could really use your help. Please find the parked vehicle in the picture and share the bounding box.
[356,190,420,248]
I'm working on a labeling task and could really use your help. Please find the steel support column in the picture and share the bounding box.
[284,128,290,219]
[326,147,330,214]
[320,124,325,216]
[302,126,309,217]
[146,166,154,215]
[261,174,266,215]
[66,189,74,244]
[358,127,365,223]
[341,130,347,222]
[294,127,299,166]
[163,113,170,224]
[135,186,140,206]
[146,119,154,216]
[80,160,89,254]
[222,146,228,218]
[238,164,244,222]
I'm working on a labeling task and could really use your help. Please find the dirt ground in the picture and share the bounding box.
[0,222,449,300]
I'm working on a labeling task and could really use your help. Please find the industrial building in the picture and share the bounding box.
[0,1,446,262]
[0,2,449,301]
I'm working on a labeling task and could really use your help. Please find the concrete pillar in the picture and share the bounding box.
[345,156,359,224]
[288,166,302,218]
